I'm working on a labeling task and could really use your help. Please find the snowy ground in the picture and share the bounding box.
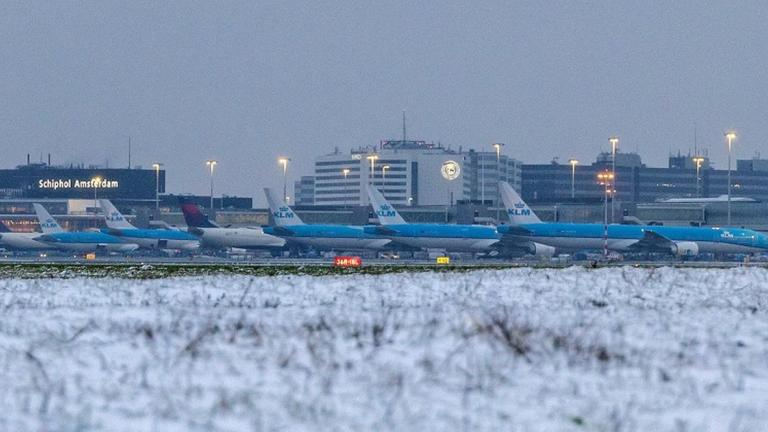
[1,267,766,431]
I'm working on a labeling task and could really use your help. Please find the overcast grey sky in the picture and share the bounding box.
[1,1,767,205]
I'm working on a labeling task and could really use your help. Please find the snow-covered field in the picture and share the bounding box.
[1,266,767,431]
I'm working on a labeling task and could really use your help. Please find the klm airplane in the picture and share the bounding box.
[263,188,391,251]
[366,186,500,252]
[498,182,768,256]
[32,204,139,252]
[99,200,200,251]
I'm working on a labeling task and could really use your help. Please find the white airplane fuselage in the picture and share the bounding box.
[196,227,285,249]
[0,233,49,250]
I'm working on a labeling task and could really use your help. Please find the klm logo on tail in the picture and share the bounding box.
[273,206,296,219]
[40,218,58,229]
[377,204,397,218]
[107,211,124,222]
[508,202,532,216]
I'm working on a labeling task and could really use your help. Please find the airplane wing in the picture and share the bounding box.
[102,228,124,236]
[363,225,400,236]
[269,226,295,237]
[188,227,205,236]
[497,225,535,237]
[627,230,676,252]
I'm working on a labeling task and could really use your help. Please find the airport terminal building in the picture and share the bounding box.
[0,163,165,201]
[297,139,522,208]
[521,152,768,204]
[0,162,166,232]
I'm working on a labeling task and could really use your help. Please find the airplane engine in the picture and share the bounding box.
[527,242,556,258]
[671,241,699,257]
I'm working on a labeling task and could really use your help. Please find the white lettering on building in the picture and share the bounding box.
[38,179,120,190]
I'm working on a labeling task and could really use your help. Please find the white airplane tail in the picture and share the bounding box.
[32,204,64,233]
[99,199,136,229]
[264,188,304,226]
[499,182,542,225]
[367,186,407,225]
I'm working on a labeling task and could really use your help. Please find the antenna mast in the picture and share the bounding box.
[694,122,698,156]
[128,136,132,169]
[402,110,407,141]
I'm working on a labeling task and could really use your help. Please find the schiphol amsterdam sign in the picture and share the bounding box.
[37,178,119,190]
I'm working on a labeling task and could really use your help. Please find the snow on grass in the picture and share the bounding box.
[0,266,767,431]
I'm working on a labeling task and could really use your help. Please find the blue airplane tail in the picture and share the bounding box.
[0,220,11,233]
[179,197,219,228]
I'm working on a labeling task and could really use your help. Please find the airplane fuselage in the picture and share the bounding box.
[37,232,139,252]
[101,228,200,251]
[0,233,50,250]
[263,225,390,250]
[499,223,768,254]
[194,227,285,249]
[369,224,500,252]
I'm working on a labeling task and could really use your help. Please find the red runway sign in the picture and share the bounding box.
[334,256,362,268]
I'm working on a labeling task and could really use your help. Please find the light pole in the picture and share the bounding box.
[381,165,390,202]
[725,131,736,226]
[609,136,619,223]
[205,160,217,211]
[480,153,485,205]
[568,159,579,199]
[342,168,351,208]
[692,157,704,198]
[492,143,504,222]
[597,170,614,258]
[366,154,378,185]
[152,163,163,212]
[92,176,101,209]
[278,157,290,202]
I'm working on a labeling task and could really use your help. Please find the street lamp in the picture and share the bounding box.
[382,165,390,182]
[480,153,485,205]
[609,136,619,223]
[205,160,217,211]
[278,157,290,202]
[597,170,615,258]
[568,159,579,199]
[342,168,351,208]
[492,143,505,222]
[725,131,737,226]
[366,154,378,185]
[152,163,163,212]
[692,156,704,198]
[92,176,101,209]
